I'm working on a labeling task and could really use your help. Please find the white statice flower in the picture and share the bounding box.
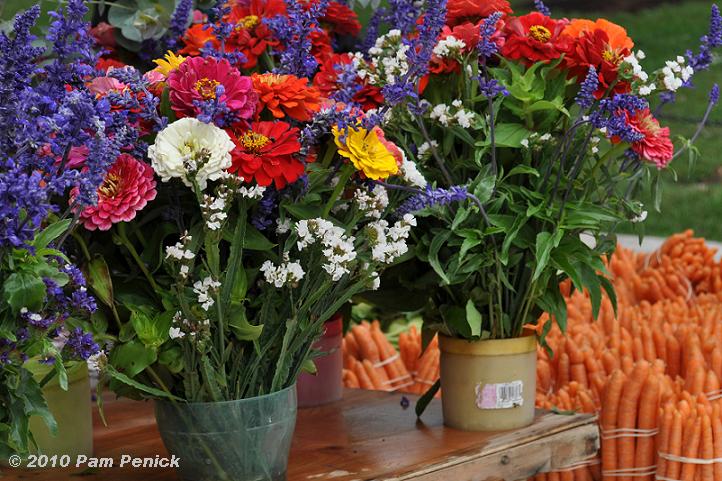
[148,118,235,190]
[193,276,221,311]
[430,104,452,126]
[87,351,107,375]
[238,185,266,199]
[455,109,475,129]
[417,140,438,160]
[400,155,427,188]
[354,184,389,219]
[260,257,305,288]
[294,219,357,281]
[520,138,530,149]
[661,57,694,92]
[201,192,229,231]
[276,218,291,234]
[433,35,466,57]
[369,272,381,291]
[169,327,185,339]
[365,30,410,86]
[367,214,416,264]
[179,265,190,278]
[165,241,195,261]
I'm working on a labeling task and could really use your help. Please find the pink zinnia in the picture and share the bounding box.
[627,109,674,168]
[75,154,157,231]
[167,56,257,120]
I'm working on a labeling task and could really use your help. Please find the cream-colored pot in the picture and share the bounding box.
[439,334,537,431]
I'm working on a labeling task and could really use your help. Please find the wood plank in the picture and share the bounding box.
[3,389,598,481]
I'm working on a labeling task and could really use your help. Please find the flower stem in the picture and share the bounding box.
[116,223,161,293]
[322,163,354,218]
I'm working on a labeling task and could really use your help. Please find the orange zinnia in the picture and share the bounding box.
[252,73,322,122]
[563,18,633,57]
[180,23,219,56]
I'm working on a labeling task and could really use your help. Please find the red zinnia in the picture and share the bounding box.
[561,19,634,97]
[228,121,304,188]
[74,154,157,231]
[167,56,257,121]
[180,23,220,56]
[224,0,286,69]
[252,73,321,121]
[321,1,362,37]
[624,109,674,168]
[446,0,512,27]
[501,12,568,64]
[313,54,384,111]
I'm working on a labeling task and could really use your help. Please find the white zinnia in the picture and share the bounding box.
[148,118,235,190]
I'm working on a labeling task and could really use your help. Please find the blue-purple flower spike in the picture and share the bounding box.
[396,185,470,217]
[534,0,552,17]
[166,0,193,51]
[710,84,720,106]
[575,66,599,109]
[478,12,503,59]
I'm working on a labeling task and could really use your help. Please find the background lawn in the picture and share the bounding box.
[3,0,721,238]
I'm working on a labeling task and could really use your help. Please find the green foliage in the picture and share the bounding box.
[107,0,176,51]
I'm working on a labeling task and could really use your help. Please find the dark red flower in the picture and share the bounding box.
[313,54,384,111]
[96,57,126,72]
[228,121,304,188]
[446,0,512,27]
[501,12,568,64]
[224,0,286,69]
[321,1,362,37]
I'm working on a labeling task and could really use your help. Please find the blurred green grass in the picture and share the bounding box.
[3,0,722,238]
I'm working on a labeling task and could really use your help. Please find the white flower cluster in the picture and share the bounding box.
[520,133,552,149]
[358,30,411,85]
[354,184,389,219]
[201,191,229,231]
[276,218,291,234]
[193,276,221,311]
[238,185,266,199]
[148,118,235,190]
[169,311,210,339]
[417,140,439,160]
[623,51,655,95]
[260,256,305,288]
[433,35,466,58]
[367,214,416,264]
[400,156,428,188]
[430,100,476,128]
[296,219,357,281]
[661,56,694,92]
[165,233,194,279]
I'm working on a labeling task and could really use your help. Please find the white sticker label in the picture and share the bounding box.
[475,380,524,410]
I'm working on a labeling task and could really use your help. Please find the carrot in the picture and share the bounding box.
[634,375,660,479]
[570,363,589,389]
[538,360,552,393]
[681,416,701,481]
[343,368,360,388]
[617,362,650,481]
[667,335,681,378]
[345,333,360,359]
[712,404,722,481]
[667,411,684,481]
[353,360,374,390]
[351,325,380,364]
[557,352,571,388]
[701,414,714,481]
[657,405,673,478]
[362,359,384,390]
[601,370,626,476]
[560,471,574,481]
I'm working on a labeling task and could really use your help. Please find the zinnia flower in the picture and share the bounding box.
[333,126,399,180]
[446,0,512,27]
[561,19,634,97]
[624,109,674,168]
[148,118,236,190]
[180,23,219,55]
[74,154,157,231]
[224,0,286,69]
[228,121,304,188]
[167,56,257,121]
[313,54,384,111]
[501,13,568,64]
[252,73,321,121]
[320,1,361,37]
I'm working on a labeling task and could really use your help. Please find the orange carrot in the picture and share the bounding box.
[353,360,374,390]
[681,416,701,481]
[601,370,627,476]
[362,359,384,390]
[617,362,650,481]
[634,375,660,478]
[667,411,684,481]
[351,325,380,363]
[701,414,714,481]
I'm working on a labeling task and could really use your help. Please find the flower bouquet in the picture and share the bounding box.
[0,1,133,457]
[350,0,721,430]
[41,0,431,478]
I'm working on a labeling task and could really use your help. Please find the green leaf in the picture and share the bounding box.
[109,340,157,378]
[86,256,114,308]
[105,365,182,401]
[130,309,172,349]
[415,379,441,418]
[472,174,496,204]
[477,123,532,148]
[32,219,72,250]
[428,231,452,284]
[506,165,540,179]
[465,300,482,337]
[243,226,275,251]
[228,306,263,341]
[3,272,46,314]
[580,265,602,319]
[284,203,323,220]
[532,230,562,282]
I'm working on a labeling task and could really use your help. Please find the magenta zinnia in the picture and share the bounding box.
[167,56,257,121]
[75,154,157,231]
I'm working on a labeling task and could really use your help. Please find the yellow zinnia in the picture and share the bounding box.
[332,126,398,180]
[153,51,187,77]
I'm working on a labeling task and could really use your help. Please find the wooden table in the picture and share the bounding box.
[4,389,599,481]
